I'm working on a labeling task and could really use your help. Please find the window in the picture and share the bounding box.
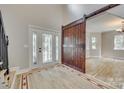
[91,36,96,50]
[55,36,59,61]
[114,35,124,50]
[32,32,37,64]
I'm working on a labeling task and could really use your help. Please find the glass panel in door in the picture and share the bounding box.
[42,34,52,63]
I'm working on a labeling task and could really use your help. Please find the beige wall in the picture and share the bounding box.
[0,5,63,69]
[86,31,124,59]
[102,31,124,59]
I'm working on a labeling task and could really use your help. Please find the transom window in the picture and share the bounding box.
[114,35,124,50]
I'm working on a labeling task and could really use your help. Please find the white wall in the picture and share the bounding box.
[0,5,63,69]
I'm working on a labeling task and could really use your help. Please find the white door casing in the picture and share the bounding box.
[29,25,61,69]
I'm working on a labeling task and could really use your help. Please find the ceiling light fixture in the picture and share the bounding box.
[116,21,124,32]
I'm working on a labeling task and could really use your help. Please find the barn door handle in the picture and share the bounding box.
[80,44,85,50]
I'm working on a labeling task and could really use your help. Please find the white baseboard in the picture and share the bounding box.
[86,56,101,59]
[16,68,31,75]
[9,66,20,72]
[101,57,124,62]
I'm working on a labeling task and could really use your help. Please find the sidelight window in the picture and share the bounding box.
[55,36,59,61]
[32,32,37,64]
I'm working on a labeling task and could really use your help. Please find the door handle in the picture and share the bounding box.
[39,48,42,52]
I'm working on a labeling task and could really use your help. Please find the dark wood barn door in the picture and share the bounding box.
[62,18,86,73]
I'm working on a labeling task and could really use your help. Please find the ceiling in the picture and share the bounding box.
[107,5,124,19]
[86,5,124,32]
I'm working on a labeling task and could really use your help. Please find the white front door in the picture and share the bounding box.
[38,33,53,64]
[31,29,59,68]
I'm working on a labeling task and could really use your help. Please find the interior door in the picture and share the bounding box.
[62,18,86,73]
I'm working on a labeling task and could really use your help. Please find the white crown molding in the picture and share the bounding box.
[28,24,60,33]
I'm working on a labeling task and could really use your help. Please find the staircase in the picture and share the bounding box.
[0,68,16,89]
[0,10,9,89]
[0,69,9,88]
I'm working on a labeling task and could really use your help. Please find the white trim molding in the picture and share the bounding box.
[28,24,61,69]
[28,25,60,33]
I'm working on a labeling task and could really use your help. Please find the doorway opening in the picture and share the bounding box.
[29,26,60,68]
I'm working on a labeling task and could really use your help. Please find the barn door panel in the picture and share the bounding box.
[62,18,86,73]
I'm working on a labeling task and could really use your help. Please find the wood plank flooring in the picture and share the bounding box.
[86,58,124,89]
[13,74,21,89]
[14,64,115,89]
[6,71,16,88]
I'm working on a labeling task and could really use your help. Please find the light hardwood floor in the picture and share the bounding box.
[86,57,124,89]
[14,64,115,89]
